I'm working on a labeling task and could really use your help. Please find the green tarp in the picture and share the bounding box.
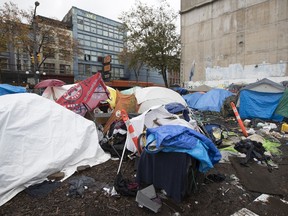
[275,88,288,118]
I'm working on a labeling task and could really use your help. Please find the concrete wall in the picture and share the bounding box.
[180,0,288,88]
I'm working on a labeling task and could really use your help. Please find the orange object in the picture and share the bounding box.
[117,109,141,155]
[230,102,248,137]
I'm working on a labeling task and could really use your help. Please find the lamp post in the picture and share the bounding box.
[32,1,40,85]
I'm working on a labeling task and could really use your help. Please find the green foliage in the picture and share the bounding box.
[118,0,180,87]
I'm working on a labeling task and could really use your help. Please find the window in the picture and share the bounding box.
[0,58,8,70]
[91,56,97,61]
[77,24,84,30]
[60,64,71,74]
[85,64,91,75]
[84,54,91,61]
[78,64,84,74]
[97,29,103,35]
[103,31,108,37]
[103,45,108,50]
[84,25,90,31]
[43,63,55,74]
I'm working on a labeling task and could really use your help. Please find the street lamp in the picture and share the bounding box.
[32,1,40,84]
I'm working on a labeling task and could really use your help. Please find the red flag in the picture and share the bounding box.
[56,73,110,116]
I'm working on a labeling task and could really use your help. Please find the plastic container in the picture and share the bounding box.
[281,123,288,133]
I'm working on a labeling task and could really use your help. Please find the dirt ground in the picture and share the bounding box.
[1,116,288,216]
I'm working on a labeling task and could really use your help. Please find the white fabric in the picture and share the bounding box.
[135,87,187,113]
[125,105,195,152]
[0,93,110,206]
[42,84,76,101]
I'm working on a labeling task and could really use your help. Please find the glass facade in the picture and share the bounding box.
[62,7,126,81]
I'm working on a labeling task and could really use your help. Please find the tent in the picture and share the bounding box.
[121,86,142,95]
[189,89,233,112]
[183,92,204,109]
[189,84,213,93]
[0,84,26,96]
[275,88,288,118]
[238,78,285,121]
[135,87,187,113]
[0,93,110,206]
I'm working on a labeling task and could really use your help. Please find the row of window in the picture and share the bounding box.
[78,34,124,48]
[78,39,123,53]
[77,23,124,40]
[79,53,120,65]
[78,63,124,79]
[76,11,120,29]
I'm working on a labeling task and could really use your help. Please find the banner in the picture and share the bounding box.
[56,73,110,116]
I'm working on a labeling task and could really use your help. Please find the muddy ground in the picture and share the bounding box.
[1,116,288,216]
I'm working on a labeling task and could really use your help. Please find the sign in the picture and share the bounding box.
[103,55,111,64]
[103,64,111,72]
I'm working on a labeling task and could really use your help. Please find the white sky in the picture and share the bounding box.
[1,0,180,24]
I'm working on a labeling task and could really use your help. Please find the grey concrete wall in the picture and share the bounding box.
[180,0,288,87]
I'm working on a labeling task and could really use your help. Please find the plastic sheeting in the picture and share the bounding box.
[193,89,233,112]
[0,84,26,96]
[0,93,110,206]
[135,87,187,113]
[239,90,283,121]
[145,125,222,172]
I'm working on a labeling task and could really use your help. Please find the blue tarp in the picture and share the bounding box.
[239,89,284,121]
[183,92,203,109]
[184,89,233,112]
[0,84,26,96]
[145,125,222,173]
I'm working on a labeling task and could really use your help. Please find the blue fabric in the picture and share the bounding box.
[239,90,283,121]
[171,87,189,95]
[183,92,203,109]
[145,125,222,173]
[165,102,190,122]
[0,84,26,96]
[193,89,233,112]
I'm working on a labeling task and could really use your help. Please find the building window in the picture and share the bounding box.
[0,58,8,70]
[84,54,91,61]
[85,64,91,75]
[43,63,55,74]
[78,64,84,74]
[60,64,71,74]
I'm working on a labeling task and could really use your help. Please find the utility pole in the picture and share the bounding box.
[32,1,40,85]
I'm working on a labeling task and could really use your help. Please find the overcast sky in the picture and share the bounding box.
[1,0,180,24]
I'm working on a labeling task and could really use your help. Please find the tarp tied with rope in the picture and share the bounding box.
[56,73,110,116]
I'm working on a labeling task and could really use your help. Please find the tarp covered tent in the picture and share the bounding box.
[183,92,204,109]
[238,78,285,121]
[0,93,110,206]
[189,89,233,112]
[135,87,187,113]
[0,84,26,96]
[275,88,288,118]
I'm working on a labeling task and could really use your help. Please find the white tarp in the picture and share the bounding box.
[42,84,76,101]
[0,93,110,206]
[135,87,188,113]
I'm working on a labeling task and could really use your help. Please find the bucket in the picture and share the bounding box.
[281,123,288,133]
